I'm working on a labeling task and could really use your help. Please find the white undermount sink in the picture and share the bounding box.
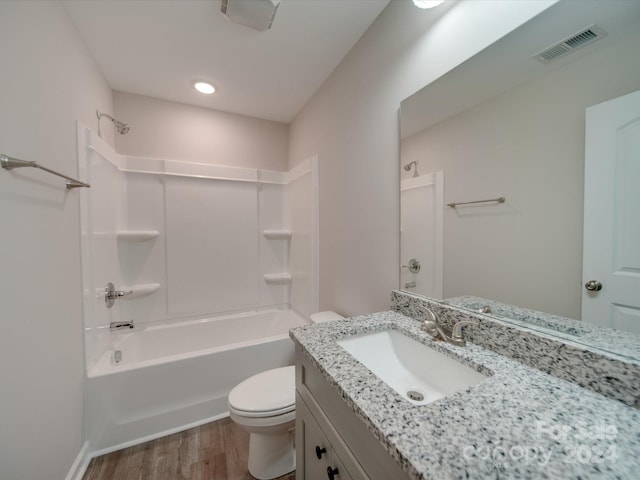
[337,329,489,405]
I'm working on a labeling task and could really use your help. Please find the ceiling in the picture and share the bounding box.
[62,0,390,124]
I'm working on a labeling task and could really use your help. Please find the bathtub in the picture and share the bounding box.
[87,308,309,454]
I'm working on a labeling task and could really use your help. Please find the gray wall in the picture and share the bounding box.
[115,92,289,171]
[288,0,555,316]
[0,2,113,478]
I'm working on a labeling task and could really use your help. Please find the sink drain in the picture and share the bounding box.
[407,390,424,401]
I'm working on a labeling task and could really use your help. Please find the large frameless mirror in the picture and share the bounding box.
[399,0,640,360]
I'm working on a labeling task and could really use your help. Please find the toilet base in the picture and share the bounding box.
[248,429,295,480]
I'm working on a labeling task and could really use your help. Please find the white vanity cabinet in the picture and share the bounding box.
[295,349,409,480]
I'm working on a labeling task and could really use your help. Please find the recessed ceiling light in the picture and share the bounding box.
[413,0,445,9]
[194,81,215,94]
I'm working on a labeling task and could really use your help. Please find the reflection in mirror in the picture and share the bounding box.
[399,0,640,358]
[400,171,443,298]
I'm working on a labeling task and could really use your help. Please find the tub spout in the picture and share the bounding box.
[110,320,135,331]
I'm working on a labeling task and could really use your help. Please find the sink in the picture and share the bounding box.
[336,329,489,405]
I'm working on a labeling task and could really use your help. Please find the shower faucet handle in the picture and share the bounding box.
[402,258,421,273]
[104,282,133,308]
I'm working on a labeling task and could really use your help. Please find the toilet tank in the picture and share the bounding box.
[309,311,344,324]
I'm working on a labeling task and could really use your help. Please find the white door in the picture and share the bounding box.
[400,171,444,298]
[582,89,640,332]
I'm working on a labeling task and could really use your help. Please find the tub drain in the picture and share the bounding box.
[407,390,424,401]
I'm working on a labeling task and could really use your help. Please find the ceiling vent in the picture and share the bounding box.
[533,25,606,63]
[221,0,281,31]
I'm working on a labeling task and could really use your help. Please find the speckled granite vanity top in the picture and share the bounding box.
[445,295,640,360]
[290,311,640,479]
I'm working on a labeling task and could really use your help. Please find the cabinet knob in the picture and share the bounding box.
[315,445,327,459]
[327,466,339,480]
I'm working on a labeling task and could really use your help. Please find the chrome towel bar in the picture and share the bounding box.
[447,196,505,208]
[1,154,90,189]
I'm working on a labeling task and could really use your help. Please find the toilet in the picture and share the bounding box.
[228,311,344,480]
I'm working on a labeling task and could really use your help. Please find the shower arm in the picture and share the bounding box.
[404,161,419,178]
[96,110,130,136]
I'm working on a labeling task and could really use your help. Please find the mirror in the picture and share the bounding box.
[399,0,640,359]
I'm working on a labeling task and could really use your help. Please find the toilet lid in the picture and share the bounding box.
[228,365,295,415]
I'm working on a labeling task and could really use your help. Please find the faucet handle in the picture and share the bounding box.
[451,320,479,344]
[423,308,437,323]
[421,308,439,335]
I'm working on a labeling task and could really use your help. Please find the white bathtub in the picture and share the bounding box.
[87,308,309,454]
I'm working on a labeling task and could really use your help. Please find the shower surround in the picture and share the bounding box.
[77,125,317,453]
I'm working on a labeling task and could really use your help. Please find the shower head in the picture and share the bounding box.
[114,121,130,135]
[96,110,130,137]
[403,161,419,177]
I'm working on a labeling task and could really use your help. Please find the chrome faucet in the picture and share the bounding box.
[110,320,135,331]
[104,282,132,309]
[477,305,492,314]
[421,309,478,347]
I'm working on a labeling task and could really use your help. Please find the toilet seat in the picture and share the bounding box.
[228,365,295,418]
[229,403,295,418]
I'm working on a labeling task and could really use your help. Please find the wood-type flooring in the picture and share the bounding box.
[83,417,296,480]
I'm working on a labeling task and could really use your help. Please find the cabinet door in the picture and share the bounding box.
[326,450,354,480]
[302,416,354,480]
[300,403,331,479]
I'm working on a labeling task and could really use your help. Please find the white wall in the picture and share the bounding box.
[107,91,300,327]
[114,91,289,171]
[288,0,556,316]
[118,172,293,324]
[80,141,127,372]
[106,92,294,319]
[287,157,319,318]
[80,158,294,373]
[401,30,640,319]
[0,2,113,479]
[400,173,444,299]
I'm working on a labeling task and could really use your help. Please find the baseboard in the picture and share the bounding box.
[72,412,231,477]
[89,412,230,458]
[65,441,91,480]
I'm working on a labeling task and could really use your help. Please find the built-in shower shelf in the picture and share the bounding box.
[264,273,292,284]
[121,283,161,298]
[116,230,160,242]
[263,230,292,240]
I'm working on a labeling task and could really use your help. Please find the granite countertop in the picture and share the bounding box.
[290,311,640,480]
[444,295,640,361]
